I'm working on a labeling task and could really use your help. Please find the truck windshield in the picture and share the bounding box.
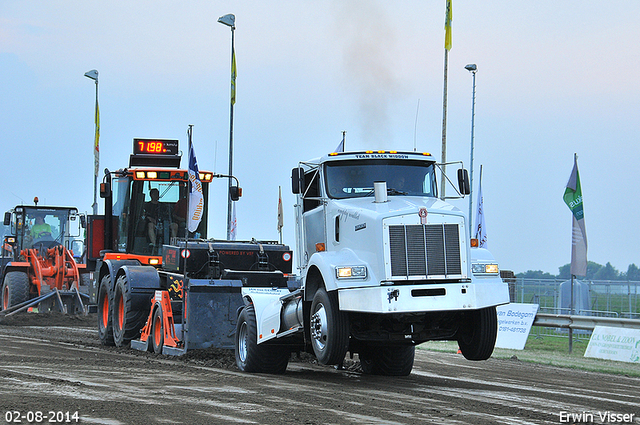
[324,160,437,199]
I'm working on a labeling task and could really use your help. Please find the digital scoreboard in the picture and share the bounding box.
[133,138,179,156]
[130,138,181,168]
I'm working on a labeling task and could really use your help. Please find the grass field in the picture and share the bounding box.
[419,335,640,377]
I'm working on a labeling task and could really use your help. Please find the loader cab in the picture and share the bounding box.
[3,206,84,258]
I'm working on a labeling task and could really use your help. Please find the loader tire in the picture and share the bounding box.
[310,288,350,366]
[112,275,148,347]
[97,275,115,346]
[1,271,30,311]
[457,306,498,361]
[235,304,289,374]
[360,345,415,376]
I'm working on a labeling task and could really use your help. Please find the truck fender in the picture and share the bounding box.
[113,265,162,315]
[99,259,141,291]
[305,248,375,296]
[116,265,161,291]
[470,247,497,263]
[241,288,290,344]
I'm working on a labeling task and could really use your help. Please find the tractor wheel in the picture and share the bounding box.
[235,304,289,374]
[360,345,415,376]
[457,306,498,361]
[112,274,148,347]
[1,271,30,311]
[97,275,115,346]
[310,288,349,366]
[150,304,164,354]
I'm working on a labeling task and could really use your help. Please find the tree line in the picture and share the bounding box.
[516,261,640,281]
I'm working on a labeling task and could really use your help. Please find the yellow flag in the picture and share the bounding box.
[445,0,453,51]
[94,101,100,175]
[231,48,237,105]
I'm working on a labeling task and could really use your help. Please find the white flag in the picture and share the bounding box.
[230,202,237,241]
[188,142,204,233]
[474,174,487,248]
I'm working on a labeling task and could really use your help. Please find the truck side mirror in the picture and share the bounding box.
[457,169,470,195]
[3,212,11,226]
[230,186,242,202]
[100,182,111,198]
[291,167,304,194]
[79,214,86,228]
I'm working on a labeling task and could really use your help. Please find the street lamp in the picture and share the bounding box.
[84,69,99,216]
[218,13,236,240]
[465,64,477,237]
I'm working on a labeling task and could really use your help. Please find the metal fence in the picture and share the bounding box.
[504,276,640,340]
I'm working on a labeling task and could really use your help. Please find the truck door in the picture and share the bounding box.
[301,168,326,267]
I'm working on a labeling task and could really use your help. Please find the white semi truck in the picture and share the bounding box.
[235,150,509,375]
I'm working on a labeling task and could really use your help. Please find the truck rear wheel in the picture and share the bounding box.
[112,275,148,347]
[457,306,498,361]
[235,304,289,374]
[359,345,415,376]
[310,288,349,366]
[97,275,115,346]
[1,271,30,311]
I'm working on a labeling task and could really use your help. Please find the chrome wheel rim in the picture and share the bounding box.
[310,302,328,352]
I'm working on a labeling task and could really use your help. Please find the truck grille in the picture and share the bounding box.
[389,224,462,277]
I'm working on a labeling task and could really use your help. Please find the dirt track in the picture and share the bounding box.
[1,313,639,425]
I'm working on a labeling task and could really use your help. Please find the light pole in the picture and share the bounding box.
[84,69,99,215]
[465,63,477,237]
[218,13,236,240]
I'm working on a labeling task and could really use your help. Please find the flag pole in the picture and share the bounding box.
[440,0,452,200]
[184,125,193,281]
[277,186,283,244]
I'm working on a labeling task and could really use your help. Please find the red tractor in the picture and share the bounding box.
[1,202,90,315]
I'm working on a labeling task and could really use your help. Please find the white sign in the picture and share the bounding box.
[495,303,539,350]
[584,326,640,363]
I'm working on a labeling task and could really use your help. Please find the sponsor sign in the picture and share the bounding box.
[495,303,539,350]
[584,325,640,363]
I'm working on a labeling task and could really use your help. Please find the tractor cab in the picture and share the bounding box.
[110,168,209,257]
[87,138,226,267]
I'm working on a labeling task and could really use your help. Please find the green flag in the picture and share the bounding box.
[563,154,587,277]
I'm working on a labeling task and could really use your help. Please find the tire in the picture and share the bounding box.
[112,274,148,347]
[457,306,498,361]
[310,288,349,365]
[235,304,289,374]
[150,304,164,354]
[360,345,415,376]
[97,275,115,346]
[1,271,30,311]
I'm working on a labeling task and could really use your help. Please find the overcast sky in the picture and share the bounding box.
[1,1,639,275]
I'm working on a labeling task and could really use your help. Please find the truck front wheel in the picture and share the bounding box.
[310,288,349,365]
[235,304,289,374]
[359,345,415,376]
[457,306,498,361]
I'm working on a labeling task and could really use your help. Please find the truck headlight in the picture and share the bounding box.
[336,266,367,279]
[472,263,499,274]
